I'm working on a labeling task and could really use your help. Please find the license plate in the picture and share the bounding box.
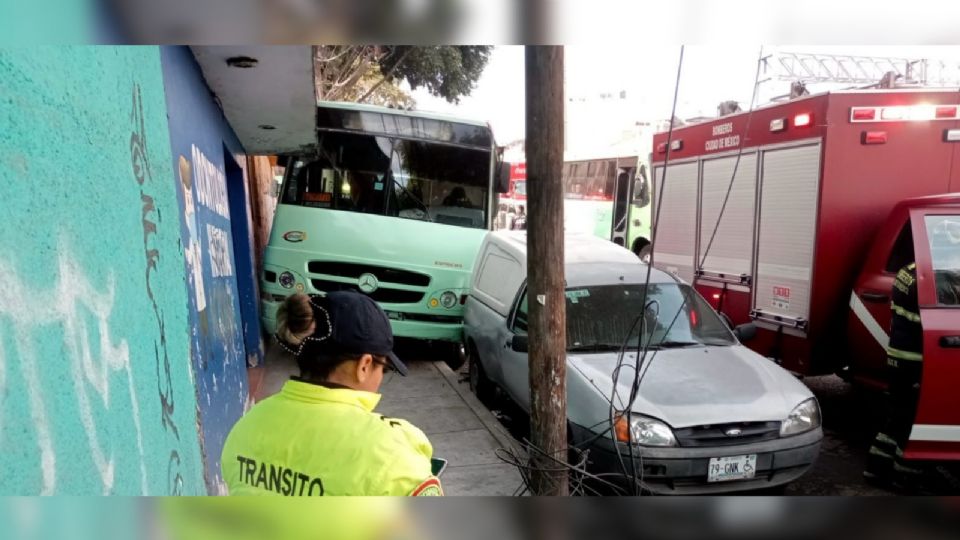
[707,454,757,482]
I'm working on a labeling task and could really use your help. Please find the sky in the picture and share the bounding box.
[410,45,960,150]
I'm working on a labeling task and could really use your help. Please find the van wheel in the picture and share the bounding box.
[467,344,493,404]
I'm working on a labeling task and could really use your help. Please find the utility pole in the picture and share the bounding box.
[525,45,568,496]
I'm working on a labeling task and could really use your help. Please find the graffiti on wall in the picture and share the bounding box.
[130,83,185,495]
[0,237,147,495]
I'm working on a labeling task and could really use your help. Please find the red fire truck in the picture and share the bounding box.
[651,89,960,460]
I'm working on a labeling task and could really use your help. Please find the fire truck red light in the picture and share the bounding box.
[794,113,812,127]
[712,294,721,300]
[936,106,957,119]
[657,143,668,153]
[862,131,887,145]
[852,108,876,121]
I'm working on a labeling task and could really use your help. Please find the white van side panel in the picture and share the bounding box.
[473,241,524,317]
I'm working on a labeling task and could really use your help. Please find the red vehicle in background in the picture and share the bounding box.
[651,89,960,461]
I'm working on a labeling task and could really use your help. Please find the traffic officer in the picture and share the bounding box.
[864,261,925,488]
[221,291,443,496]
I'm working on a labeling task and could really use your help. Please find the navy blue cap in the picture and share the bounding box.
[305,291,408,376]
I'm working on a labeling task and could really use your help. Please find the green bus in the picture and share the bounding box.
[262,102,506,359]
[561,155,653,258]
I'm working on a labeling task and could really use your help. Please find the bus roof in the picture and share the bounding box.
[317,101,491,129]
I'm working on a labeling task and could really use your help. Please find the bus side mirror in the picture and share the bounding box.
[496,161,510,194]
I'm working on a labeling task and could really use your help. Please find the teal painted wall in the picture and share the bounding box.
[0,47,205,494]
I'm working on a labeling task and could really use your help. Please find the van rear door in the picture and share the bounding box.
[906,208,960,461]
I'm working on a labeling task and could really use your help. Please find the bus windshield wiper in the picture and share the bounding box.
[392,178,432,221]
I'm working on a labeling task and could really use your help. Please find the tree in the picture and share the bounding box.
[314,46,492,107]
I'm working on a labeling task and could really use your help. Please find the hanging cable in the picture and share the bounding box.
[698,45,765,271]
[608,45,686,494]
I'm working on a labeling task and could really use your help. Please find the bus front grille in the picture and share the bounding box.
[310,279,425,304]
[307,261,431,287]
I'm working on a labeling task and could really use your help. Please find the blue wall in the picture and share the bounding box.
[159,46,262,493]
[0,46,206,494]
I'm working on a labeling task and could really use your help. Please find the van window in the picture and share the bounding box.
[512,293,528,334]
[885,221,915,274]
[924,215,960,305]
[476,251,522,312]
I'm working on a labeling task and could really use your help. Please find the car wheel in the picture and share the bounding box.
[467,344,493,404]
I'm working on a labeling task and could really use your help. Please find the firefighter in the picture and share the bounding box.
[221,291,443,496]
[864,261,926,490]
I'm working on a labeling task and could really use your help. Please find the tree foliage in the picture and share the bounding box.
[314,46,492,108]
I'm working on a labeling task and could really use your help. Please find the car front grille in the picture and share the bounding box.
[674,421,782,447]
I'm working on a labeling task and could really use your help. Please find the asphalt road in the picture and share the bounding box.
[782,375,895,495]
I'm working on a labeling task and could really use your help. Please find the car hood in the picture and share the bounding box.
[567,345,814,429]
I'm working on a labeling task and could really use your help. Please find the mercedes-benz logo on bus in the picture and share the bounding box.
[358,273,380,293]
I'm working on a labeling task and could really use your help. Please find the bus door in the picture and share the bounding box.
[611,166,634,246]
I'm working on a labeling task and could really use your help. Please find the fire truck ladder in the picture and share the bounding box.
[757,51,960,100]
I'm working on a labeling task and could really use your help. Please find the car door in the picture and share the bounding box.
[500,289,532,410]
[849,215,912,389]
[906,209,960,461]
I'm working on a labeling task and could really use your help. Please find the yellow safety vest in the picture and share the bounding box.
[221,380,443,496]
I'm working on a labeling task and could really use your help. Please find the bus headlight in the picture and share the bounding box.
[440,291,458,309]
[279,271,296,289]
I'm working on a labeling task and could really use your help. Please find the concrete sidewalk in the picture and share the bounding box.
[248,354,523,496]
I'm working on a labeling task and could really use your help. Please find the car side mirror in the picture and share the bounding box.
[511,334,529,353]
[733,323,757,342]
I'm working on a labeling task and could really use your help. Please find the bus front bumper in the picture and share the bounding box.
[260,298,463,343]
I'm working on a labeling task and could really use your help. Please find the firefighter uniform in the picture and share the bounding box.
[865,262,925,485]
[222,379,443,496]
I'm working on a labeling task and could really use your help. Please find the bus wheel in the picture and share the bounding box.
[632,239,652,263]
[442,341,467,371]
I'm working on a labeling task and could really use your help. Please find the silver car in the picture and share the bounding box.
[463,231,822,494]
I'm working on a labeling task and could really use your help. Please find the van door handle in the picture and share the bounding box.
[861,292,889,303]
[940,336,960,348]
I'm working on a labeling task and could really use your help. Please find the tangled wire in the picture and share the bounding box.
[496,439,630,496]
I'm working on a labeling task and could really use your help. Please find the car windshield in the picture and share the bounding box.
[925,215,960,305]
[281,131,491,229]
[563,283,736,352]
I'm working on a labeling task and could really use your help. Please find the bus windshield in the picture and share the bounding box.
[281,130,491,229]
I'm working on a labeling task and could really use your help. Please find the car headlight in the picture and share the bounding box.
[440,291,458,309]
[780,398,821,436]
[615,413,678,447]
